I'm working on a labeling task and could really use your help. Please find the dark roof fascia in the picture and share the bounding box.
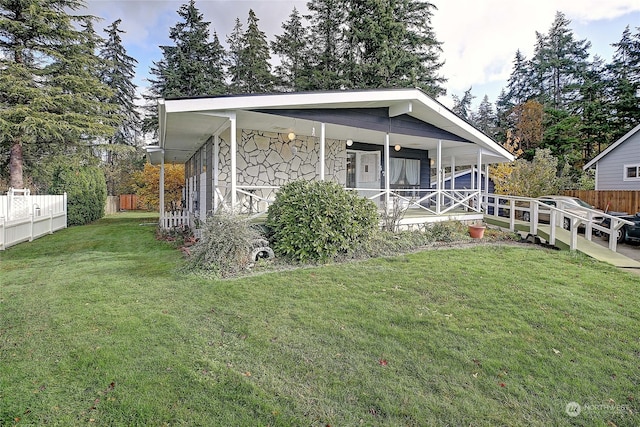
[253,107,470,143]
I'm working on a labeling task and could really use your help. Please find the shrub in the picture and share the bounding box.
[48,164,107,226]
[183,212,264,277]
[266,180,379,262]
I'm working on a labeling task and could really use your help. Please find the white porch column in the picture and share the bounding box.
[471,164,475,190]
[320,122,326,181]
[450,155,456,190]
[159,160,165,224]
[484,163,489,196]
[384,133,390,209]
[213,134,219,210]
[476,149,482,210]
[230,114,237,210]
[436,139,442,214]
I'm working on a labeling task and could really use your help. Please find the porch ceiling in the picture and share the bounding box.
[155,89,514,166]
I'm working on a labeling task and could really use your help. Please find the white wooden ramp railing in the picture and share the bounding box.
[482,194,634,252]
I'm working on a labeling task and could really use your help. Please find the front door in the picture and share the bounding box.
[346,150,381,198]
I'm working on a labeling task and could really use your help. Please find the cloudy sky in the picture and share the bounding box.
[86,0,640,108]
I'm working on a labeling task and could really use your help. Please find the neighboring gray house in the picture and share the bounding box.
[583,124,640,190]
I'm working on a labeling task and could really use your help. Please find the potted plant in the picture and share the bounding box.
[468,222,486,239]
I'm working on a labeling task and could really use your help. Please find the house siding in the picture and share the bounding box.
[441,172,494,192]
[349,141,431,190]
[597,131,640,190]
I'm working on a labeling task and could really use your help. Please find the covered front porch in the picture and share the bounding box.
[146,89,513,229]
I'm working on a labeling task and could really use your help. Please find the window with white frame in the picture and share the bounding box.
[623,164,640,181]
[389,158,420,188]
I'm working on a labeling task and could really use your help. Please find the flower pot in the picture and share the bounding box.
[468,224,486,239]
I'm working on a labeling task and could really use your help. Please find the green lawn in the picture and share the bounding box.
[1,213,639,426]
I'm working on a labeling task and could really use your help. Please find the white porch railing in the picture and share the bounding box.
[208,185,483,217]
[482,193,633,252]
[0,189,67,250]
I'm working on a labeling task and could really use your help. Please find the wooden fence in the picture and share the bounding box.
[563,190,640,214]
[119,194,140,211]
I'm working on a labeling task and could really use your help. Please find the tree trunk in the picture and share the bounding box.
[9,141,24,189]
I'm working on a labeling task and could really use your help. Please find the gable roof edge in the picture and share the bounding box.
[583,123,640,170]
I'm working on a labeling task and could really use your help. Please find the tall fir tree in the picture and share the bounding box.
[577,56,611,161]
[99,19,141,195]
[304,0,347,90]
[505,50,532,106]
[451,88,475,121]
[0,0,118,189]
[226,18,244,94]
[144,0,226,134]
[342,0,445,95]
[393,0,446,96]
[472,95,497,137]
[237,9,273,93]
[343,0,404,88]
[100,19,140,147]
[607,25,640,140]
[530,12,591,110]
[271,7,309,91]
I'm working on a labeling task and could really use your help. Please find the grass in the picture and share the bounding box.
[1,212,639,426]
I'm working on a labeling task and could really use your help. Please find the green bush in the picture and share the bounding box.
[49,164,107,226]
[184,213,264,278]
[266,180,379,262]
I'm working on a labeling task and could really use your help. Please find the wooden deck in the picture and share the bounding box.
[485,216,640,269]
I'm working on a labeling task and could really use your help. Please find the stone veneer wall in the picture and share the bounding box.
[216,129,347,211]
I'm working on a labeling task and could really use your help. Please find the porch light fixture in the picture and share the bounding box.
[346,139,353,146]
[288,132,296,141]
[394,144,401,151]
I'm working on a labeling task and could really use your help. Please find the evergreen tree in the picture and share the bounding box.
[506,50,532,106]
[607,25,640,140]
[494,88,513,143]
[394,0,446,96]
[451,87,475,121]
[343,0,404,88]
[305,0,347,90]
[472,95,496,137]
[237,9,274,93]
[99,19,141,195]
[226,18,244,94]
[100,19,140,146]
[271,7,309,91]
[0,0,118,189]
[530,12,591,110]
[577,56,611,161]
[342,0,445,95]
[144,0,225,134]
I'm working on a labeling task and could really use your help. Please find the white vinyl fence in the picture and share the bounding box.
[0,189,67,250]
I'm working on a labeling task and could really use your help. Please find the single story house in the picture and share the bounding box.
[583,123,640,190]
[146,88,513,227]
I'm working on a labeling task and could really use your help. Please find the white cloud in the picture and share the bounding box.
[84,0,640,107]
[433,0,640,99]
